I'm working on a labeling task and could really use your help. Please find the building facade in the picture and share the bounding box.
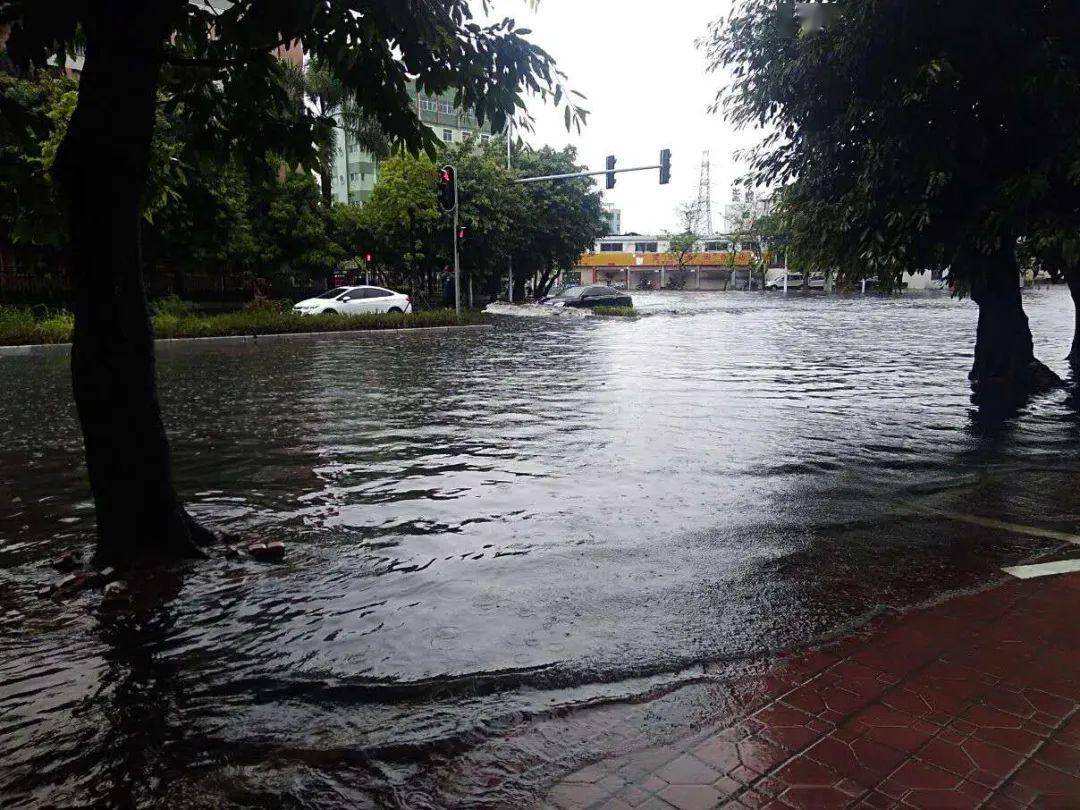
[578,233,772,290]
[330,85,497,206]
[722,194,774,233]
[602,204,622,236]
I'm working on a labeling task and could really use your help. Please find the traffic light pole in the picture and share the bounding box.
[452,170,461,317]
[515,163,661,184]
[507,125,513,303]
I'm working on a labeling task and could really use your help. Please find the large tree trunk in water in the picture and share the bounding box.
[56,0,213,567]
[967,243,1059,390]
[1067,268,1080,370]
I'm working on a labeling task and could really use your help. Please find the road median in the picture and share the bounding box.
[0,304,490,355]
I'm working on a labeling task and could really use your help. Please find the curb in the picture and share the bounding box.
[0,322,495,357]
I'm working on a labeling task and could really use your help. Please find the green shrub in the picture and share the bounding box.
[591,306,637,317]
[151,294,199,318]
[242,297,293,313]
[149,306,484,339]
[0,306,74,344]
[0,304,485,346]
[36,311,75,343]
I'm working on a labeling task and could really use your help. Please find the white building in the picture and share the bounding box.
[591,233,763,255]
[330,84,495,206]
[722,190,774,233]
[602,204,622,236]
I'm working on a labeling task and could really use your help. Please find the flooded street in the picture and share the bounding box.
[3,289,1080,807]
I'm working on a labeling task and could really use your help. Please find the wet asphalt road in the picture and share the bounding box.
[2,288,1079,807]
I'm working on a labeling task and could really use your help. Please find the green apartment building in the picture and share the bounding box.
[330,85,498,205]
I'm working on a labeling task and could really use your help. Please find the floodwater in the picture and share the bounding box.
[3,289,1080,807]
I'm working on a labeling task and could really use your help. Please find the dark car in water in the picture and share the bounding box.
[544,285,633,309]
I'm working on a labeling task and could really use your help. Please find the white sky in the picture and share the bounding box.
[484,0,760,234]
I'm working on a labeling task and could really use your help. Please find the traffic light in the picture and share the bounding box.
[364,252,373,263]
[605,155,616,190]
[659,148,671,185]
[457,226,467,241]
[437,165,456,211]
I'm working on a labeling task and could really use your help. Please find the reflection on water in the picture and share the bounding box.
[2,289,1080,806]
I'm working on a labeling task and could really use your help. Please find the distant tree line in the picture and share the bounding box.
[0,65,605,306]
[360,138,606,304]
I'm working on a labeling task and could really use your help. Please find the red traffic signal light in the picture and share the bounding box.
[437,165,457,211]
[364,252,373,263]
[457,227,466,240]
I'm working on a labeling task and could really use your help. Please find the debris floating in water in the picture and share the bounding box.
[247,540,285,562]
[101,580,130,609]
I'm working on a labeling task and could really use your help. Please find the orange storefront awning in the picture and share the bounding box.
[576,251,767,269]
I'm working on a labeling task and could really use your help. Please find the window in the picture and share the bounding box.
[705,241,726,251]
[442,128,453,142]
[634,241,658,253]
[555,286,585,299]
[600,243,622,252]
[461,129,471,139]
[438,100,453,114]
[367,288,393,298]
[419,97,436,113]
[317,287,351,299]
[480,133,490,144]
[349,172,359,182]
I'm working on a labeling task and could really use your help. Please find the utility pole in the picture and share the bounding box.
[507,124,513,303]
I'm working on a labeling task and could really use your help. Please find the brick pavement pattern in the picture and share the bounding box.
[546,574,1080,809]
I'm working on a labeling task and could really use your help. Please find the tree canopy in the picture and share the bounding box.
[340,136,606,303]
[706,0,1080,384]
[706,0,1080,289]
[509,143,606,298]
[0,0,594,565]
[1,0,589,176]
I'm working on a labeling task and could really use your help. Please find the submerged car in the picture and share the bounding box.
[293,286,412,315]
[766,273,826,290]
[543,285,633,308]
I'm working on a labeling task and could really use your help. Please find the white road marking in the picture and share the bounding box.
[1001,559,1080,580]
[905,505,1080,546]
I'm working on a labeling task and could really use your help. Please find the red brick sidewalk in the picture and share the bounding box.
[547,573,1080,809]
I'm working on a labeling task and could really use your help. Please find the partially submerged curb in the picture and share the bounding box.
[0,322,495,357]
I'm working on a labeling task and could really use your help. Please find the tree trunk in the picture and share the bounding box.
[319,154,333,205]
[535,267,558,300]
[512,272,527,302]
[967,243,1059,390]
[56,0,213,567]
[1067,267,1080,369]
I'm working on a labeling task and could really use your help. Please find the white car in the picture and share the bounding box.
[292,286,412,315]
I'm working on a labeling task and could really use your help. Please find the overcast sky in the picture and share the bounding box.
[482,0,760,235]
